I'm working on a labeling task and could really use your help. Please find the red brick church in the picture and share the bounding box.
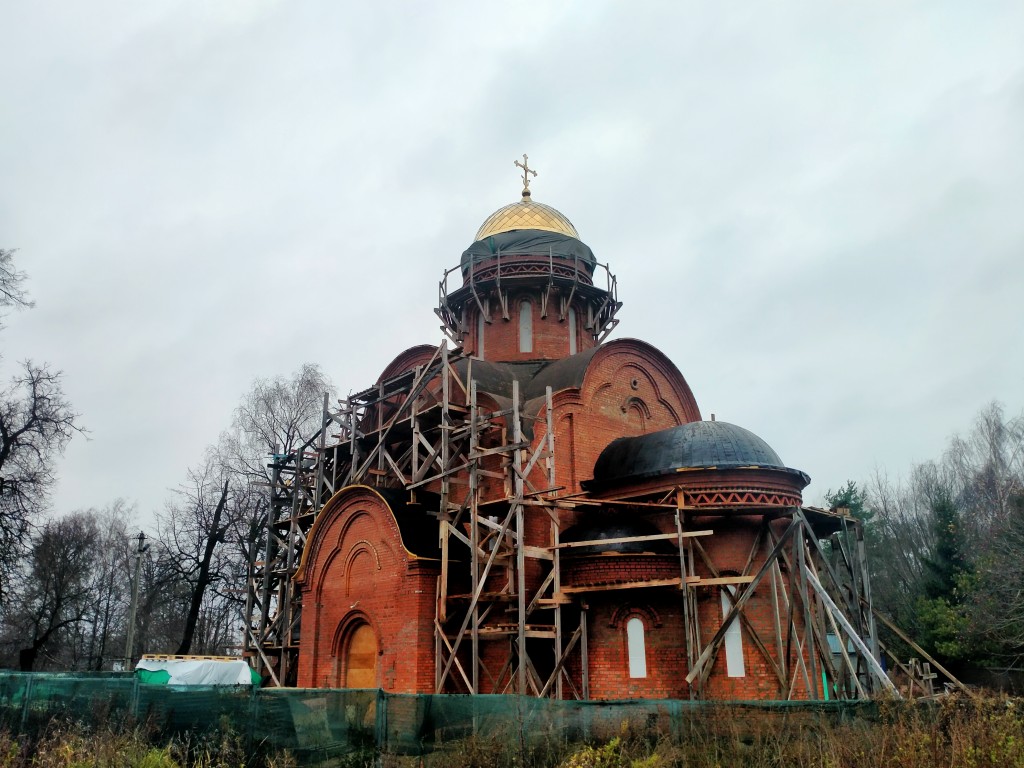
[281,158,885,701]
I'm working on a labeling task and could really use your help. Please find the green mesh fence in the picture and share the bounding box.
[0,672,880,765]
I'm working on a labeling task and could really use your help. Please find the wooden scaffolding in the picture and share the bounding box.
[242,340,957,699]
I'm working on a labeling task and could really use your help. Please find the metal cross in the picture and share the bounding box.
[514,154,537,193]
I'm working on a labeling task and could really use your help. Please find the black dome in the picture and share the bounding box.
[588,421,807,488]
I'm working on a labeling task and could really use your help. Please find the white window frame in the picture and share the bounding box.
[626,617,647,678]
[720,587,746,678]
[519,301,533,353]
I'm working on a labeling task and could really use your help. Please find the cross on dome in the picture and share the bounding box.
[514,153,537,197]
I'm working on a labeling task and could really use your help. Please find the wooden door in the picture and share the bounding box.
[343,623,378,688]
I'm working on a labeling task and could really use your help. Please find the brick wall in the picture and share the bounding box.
[542,339,702,496]
[295,487,438,692]
[298,312,816,702]
[559,516,814,701]
[580,597,689,700]
[469,289,598,362]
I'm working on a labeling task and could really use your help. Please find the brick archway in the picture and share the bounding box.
[337,618,379,689]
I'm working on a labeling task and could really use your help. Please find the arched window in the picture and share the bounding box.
[568,307,577,355]
[626,400,648,435]
[342,622,378,688]
[477,312,486,360]
[626,617,647,678]
[519,301,533,353]
[720,587,746,678]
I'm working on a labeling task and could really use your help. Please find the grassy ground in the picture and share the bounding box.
[4,695,1024,767]
[404,695,1024,768]
[0,721,298,768]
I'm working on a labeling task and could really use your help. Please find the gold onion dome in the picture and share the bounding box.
[474,195,580,241]
[474,153,580,241]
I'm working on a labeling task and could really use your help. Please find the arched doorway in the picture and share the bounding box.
[341,622,378,689]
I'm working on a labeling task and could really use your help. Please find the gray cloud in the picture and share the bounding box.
[1,0,1021,520]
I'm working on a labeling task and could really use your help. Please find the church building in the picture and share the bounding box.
[267,158,884,701]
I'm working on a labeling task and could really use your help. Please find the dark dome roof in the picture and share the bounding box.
[589,421,807,488]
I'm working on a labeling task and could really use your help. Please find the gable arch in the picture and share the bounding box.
[585,339,701,424]
[294,485,414,589]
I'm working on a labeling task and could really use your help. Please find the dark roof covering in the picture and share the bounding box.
[461,230,597,274]
[452,360,544,400]
[562,514,675,555]
[522,347,600,400]
[374,488,442,559]
[588,421,809,488]
[453,349,598,403]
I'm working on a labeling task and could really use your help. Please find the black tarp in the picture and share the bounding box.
[461,229,596,274]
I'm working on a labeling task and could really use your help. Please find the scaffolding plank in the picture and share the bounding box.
[552,531,711,550]
[560,578,683,594]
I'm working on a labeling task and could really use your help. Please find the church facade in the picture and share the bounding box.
[278,160,885,701]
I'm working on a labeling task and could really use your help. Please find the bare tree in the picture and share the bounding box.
[0,249,82,598]
[132,549,189,657]
[945,402,1024,539]
[11,512,99,670]
[0,363,81,598]
[221,363,332,484]
[0,248,33,323]
[860,402,1024,663]
[138,366,333,658]
[157,455,233,656]
[79,501,135,669]
[219,365,333,646]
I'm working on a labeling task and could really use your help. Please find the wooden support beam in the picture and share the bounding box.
[869,605,974,697]
[688,575,756,587]
[434,618,473,692]
[436,500,518,689]
[803,564,898,697]
[806,556,867,699]
[540,624,583,698]
[535,595,573,606]
[692,529,786,690]
[552,531,712,550]
[686,518,799,685]
[560,578,682,594]
[523,545,553,561]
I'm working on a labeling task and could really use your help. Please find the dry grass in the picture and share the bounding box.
[397,694,1024,768]
[0,719,298,768]
[4,694,1024,767]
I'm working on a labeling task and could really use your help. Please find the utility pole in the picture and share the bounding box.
[124,532,148,669]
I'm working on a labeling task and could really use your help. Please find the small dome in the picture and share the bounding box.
[590,421,808,487]
[475,197,579,241]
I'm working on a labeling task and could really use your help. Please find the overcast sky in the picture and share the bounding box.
[2,1,1022,527]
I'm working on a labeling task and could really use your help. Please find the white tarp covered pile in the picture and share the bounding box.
[135,657,256,686]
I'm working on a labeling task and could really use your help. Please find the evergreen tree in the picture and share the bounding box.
[824,480,871,521]
[922,489,968,601]
[915,489,973,660]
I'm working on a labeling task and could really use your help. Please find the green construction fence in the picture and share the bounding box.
[0,671,881,765]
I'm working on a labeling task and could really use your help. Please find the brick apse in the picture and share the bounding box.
[249,162,892,701]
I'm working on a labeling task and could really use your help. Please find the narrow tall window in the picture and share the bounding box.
[568,307,578,355]
[720,587,746,677]
[519,301,533,353]
[626,617,647,678]
[477,312,485,360]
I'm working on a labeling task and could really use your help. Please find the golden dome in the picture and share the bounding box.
[474,193,580,241]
